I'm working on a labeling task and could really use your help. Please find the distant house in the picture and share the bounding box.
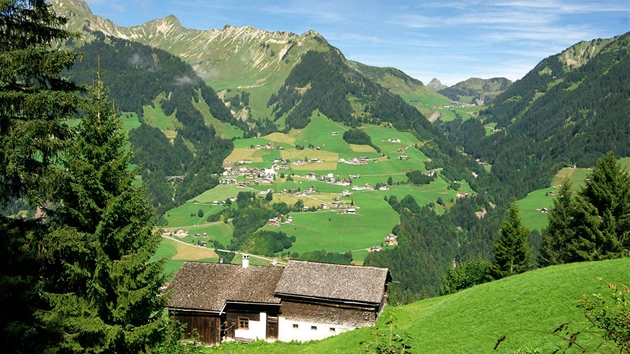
[331,131,339,136]
[268,218,279,225]
[399,155,409,160]
[384,234,398,246]
[167,259,391,345]
[346,208,356,214]
[379,185,389,191]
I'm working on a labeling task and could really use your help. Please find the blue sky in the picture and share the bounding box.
[83,0,629,86]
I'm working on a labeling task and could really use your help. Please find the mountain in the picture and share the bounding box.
[66,33,239,216]
[442,32,630,195]
[53,0,457,129]
[427,78,447,91]
[349,62,452,118]
[53,0,331,122]
[438,77,512,104]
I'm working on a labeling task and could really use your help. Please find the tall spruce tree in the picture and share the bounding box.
[43,73,169,352]
[489,201,532,279]
[0,1,81,351]
[570,152,630,261]
[539,180,575,267]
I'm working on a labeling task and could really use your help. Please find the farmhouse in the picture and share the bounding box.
[167,259,391,345]
[384,234,398,246]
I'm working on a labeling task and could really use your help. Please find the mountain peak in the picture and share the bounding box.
[52,0,93,18]
[427,78,446,91]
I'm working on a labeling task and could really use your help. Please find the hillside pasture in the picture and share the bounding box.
[142,93,182,131]
[191,184,243,204]
[349,144,376,153]
[268,191,399,255]
[289,115,355,155]
[202,258,630,353]
[551,167,592,189]
[192,89,243,139]
[263,132,296,145]
[224,148,265,163]
[517,187,555,231]
[169,238,219,260]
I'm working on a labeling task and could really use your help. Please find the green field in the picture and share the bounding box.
[202,257,630,353]
[161,116,479,270]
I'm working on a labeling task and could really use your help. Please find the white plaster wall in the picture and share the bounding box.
[235,312,267,341]
[278,317,352,342]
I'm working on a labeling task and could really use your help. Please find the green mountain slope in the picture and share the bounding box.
[66,34,239,215]
[438,77,512,104]
[203,258,630,353]
[349,61,452,119]
[443,32,630,196]
[53,0,331,121]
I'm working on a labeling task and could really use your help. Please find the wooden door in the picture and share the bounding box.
[266,316,278,340]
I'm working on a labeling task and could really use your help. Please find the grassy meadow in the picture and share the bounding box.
[158,114,474,270]
[202,257,630,353]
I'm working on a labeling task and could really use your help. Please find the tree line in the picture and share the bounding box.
[439,152,630,297]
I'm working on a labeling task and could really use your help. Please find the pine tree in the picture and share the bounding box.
[489,201,532,279]
[0,1,81,351]
[539,180,575,267]
[43,72,169,353]
[570,152,630,261]
[0,0,80,202]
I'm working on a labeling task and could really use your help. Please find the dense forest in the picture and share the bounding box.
[442,33,630,197]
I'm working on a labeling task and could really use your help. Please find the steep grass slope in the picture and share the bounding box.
[204,257,630,353]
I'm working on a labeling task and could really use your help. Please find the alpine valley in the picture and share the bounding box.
[53,0,630,314]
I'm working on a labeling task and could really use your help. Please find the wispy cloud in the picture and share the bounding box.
[111,3,126,13]
[258,4,345,23]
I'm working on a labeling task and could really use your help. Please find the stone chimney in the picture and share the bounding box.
[242,254,249,268]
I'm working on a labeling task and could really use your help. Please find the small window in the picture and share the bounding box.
[292,323,299,329]
[329,327,336,333]
[311,325,317,331]
[238,317,249,330]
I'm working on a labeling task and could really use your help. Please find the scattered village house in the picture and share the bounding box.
[166,257,391,345]
[384,234,398,246]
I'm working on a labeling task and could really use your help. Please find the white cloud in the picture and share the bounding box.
[175,75,195,85]
[111,4,126,13]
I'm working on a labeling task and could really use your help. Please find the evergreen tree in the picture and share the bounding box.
[43,73,169,352]
[0,0,80,202]
[489,201,532,279]
[439,256,490,295]
[569,152,630,261]
[539,180,575,267]
[0,1,81,351]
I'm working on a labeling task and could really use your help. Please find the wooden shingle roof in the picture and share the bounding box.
[167,262,284,312]
[274,260,390,305]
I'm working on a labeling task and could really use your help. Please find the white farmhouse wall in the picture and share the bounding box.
[235,312,267,341]
[277,317,353,342]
